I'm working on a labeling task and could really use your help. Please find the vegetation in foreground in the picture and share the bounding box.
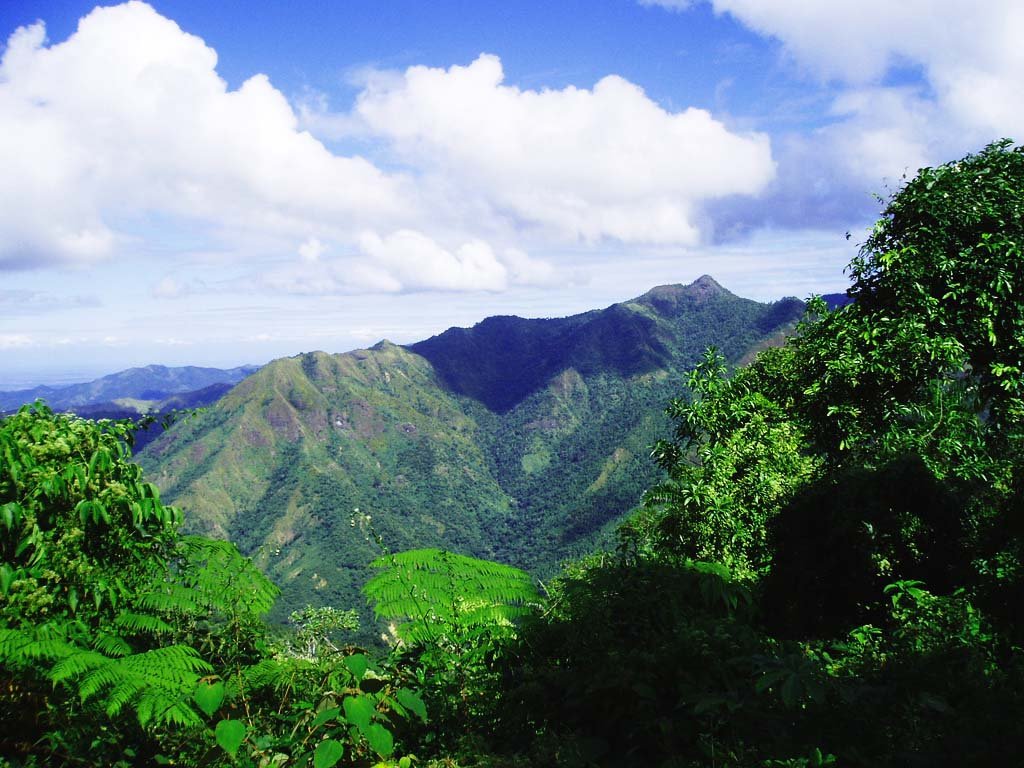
[3,140,1024,766]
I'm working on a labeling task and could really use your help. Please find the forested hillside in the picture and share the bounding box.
[4,142,1022,768]
[139,277,804,622]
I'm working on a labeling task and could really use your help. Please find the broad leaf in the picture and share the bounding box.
[364,723,394,758]
[343,694,375,731]
[215,718,246,756]
[313,739,344,768]
[395,688,427,722]
[194,681,225,718]
[343,652,368,682]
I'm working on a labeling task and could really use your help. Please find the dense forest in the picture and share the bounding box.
[137,277,803,632]
[2,140,1023,767]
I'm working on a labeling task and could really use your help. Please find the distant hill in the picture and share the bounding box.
[138,277,805,627]
[68,383,240,453]
[821,291,853,309]
[0,364,260,413]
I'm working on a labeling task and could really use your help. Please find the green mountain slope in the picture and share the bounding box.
[139,277,804,624]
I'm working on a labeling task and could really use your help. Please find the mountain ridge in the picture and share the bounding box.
[138,278,806,627]
[0,363,260,413]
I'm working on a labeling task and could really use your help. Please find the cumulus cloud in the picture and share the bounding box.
[260,230,561,295]
[638,0,1024,232]
[1,1,783,288]
[352,54,775,245]
[298,237,327,263]
[705,1,1024,174]
[0,1,414,269]
[707,0,1024,91]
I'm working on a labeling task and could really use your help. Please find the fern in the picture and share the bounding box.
[0,626,77,665]
[2,625,209,728]
[174,535,279,617]
[364,548,540,643]
[71,644,211,727]
[115,611,174,636]
[242,656,314,691]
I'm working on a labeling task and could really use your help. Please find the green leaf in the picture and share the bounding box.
[0,565,14,595]
[343,694,375,731]
[344,652,369,683]
[395,688,427,722]
[364,723,394,758]
[215,718,246,757]
[310,705,341,731]
[313,739,344,768]
[194,681,225,718]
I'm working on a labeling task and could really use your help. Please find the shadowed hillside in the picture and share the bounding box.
[139,278,805,625]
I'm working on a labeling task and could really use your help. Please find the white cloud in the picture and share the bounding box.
[0,1,414,269]
[152,276,186,299]
[703,0,1024,177]
[260,230,560,295]
[0,333,34,349]
[357,230,508,292]
[352,54,775,245]
[632,0,1024,231]
[638,0,696,10]
[2,1,792,299]
[298,237,327,263]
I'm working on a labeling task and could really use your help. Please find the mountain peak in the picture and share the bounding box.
[633,276,732,317]
[692,274,724,292]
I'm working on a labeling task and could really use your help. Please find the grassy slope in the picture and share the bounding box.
[140,278,804,626]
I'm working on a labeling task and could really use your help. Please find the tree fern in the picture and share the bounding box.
[173,535,279,617]
[364,548,540,644]
[2,624,209,729]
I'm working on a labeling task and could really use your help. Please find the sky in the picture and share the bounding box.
[2,1,1022,388]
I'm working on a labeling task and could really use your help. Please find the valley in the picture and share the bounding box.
[137,276,806,623]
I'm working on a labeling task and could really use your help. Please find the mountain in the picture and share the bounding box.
[138,278,805,626]
[0,364,260,413]
[821,291,853,309]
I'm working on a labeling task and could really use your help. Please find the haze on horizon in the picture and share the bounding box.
[2,0,1022,389]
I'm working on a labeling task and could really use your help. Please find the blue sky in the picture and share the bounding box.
[2,0,1022,388]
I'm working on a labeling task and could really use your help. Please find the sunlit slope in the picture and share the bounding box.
[142,342,508,618]
[140,277,805,618]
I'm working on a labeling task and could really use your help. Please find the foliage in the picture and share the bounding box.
[365,548,539,645]
[7,141,1024,767]
[633,346,819,576]
[470,141,1024,767]
[364,543,540,757]
[1,404,425,767]
[138,284,804,628]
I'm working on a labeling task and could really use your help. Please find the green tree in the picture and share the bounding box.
[0,405,425,767]
[500,141,1024,767]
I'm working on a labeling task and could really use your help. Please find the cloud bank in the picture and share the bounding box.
[0,1,777,294]
[352,54,775,245]
[0,1,414,272]
[650,0,1024,182]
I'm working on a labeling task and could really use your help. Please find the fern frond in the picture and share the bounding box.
[93,630,132,658]
[115,611,174,636]
[135,583,202,615]
[364,549,540,643]
[50,649,110,684]
[59,643,210,729]
[0,627,76,664]
[178,535,280,616]
[242,656,314,691]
